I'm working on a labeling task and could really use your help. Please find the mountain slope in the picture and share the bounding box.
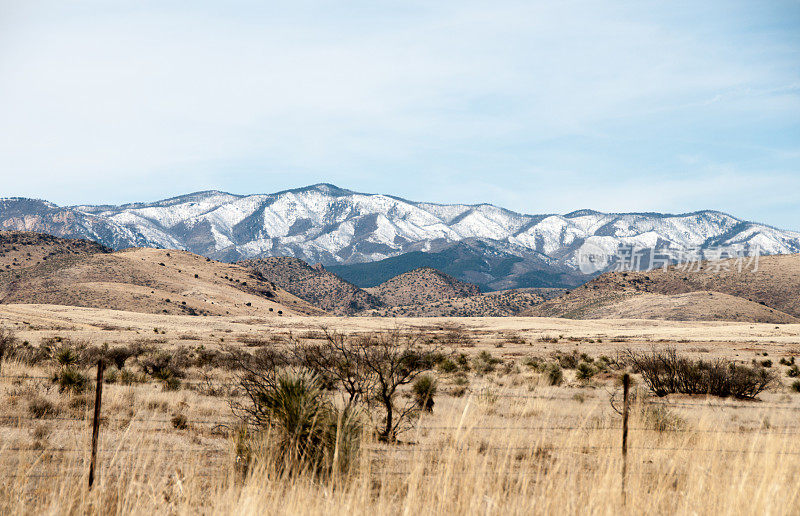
[1,231,111,271]
[241,257,381,315]
[0,241,323,316]
[367,267,480,306]
[3,185,799,291]
[526,254,800,323]
[327,240,586,291]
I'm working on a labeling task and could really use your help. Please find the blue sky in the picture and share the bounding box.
[1,1,799,229]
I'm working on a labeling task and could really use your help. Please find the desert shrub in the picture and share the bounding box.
[234,371,362,476]
[452,373,469,386]
[28,396,58,418]
[640,404,685,432]
[442,329,474,347]
[437,358,458,373]
[792,381,800,393]
[239,336,271,347]
[139,352,184,381]
[53,367,89,394]
[450,385,468,397]
[472,351,501,374]
[626,348,774,399]
[30,422,51,446]
[760,360,773,368]
[119,368,140,385]
[163,377,182,391]
[551,351,580,369]
[104,368,119,384]
[288,330,438,440]
[55,346,79,366]
[575,362,596,381]
[595,355,615,371]
[0,327,17,372]
[412,374,437,412]
[779,357,795,366]
[76,344,108,366]
[523,357,543,371]
[106,346,136,370]
[171,413,188,429]
[503,333,526,345]
[537,335,559,343]
[9,341,51,366]
[787,365,800,378]
[546,364,564,386]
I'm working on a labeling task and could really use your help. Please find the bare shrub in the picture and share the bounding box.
[238,336,271,347]
[9,341,51,366]
[640,404,686,432]
[293,331,373,405]
[240,329,438,442]
[106,346,136,370]
[472,351,501,374]
[625,348,775,399]
[28,395,58,418]
[551,351,581,369]
[0,327,17,373]
[138,352,184,381]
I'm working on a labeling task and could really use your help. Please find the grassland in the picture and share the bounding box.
[1,304,800,515]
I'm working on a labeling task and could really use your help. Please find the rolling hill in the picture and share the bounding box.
[526,254,800,323]
[361,288,563,317]
[240,257,381,315]
[365,267,480,306]
[0,234,322,316]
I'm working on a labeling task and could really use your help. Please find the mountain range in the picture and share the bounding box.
[2,184,799,290]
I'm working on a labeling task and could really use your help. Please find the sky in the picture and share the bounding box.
[1,0,799,230]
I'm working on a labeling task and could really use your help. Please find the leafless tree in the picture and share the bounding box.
[292,330,375,408]
[228,347,293,427]
[293,329,440,441]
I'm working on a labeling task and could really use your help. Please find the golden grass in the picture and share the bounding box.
[1,306,800,514]
[3,379,800,515]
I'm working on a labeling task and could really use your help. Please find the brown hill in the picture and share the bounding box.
[240,257,381,315]
[0,243,323,317]
[0,231,110,271]
[526,254,800,323]
[367,267,480,306]
[362,288,557,317]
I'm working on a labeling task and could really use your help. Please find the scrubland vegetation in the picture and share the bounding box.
[1,312,799,514]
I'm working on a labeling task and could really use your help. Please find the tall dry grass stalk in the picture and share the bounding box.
[2,393,800,515]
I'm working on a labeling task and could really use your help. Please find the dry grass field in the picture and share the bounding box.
[2,304,800,514]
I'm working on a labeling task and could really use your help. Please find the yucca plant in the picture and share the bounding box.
[239,371,363,477]
[55,346,78,366]
[53,367,88,394]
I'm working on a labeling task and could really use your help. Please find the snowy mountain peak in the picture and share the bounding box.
[1,186,798,283]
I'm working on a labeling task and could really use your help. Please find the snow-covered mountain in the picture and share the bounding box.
[2,184,799,287]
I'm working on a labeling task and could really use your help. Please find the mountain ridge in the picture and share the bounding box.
[3,184,799,290]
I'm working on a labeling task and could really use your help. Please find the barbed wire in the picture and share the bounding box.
[0,447,227,453]
[0,415,234,425]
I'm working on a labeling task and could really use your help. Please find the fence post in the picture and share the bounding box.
[88,359,105,490]
[621,373,630,506]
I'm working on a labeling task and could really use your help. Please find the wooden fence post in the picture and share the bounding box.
[88,359,105,489]
[621,373,630,506]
